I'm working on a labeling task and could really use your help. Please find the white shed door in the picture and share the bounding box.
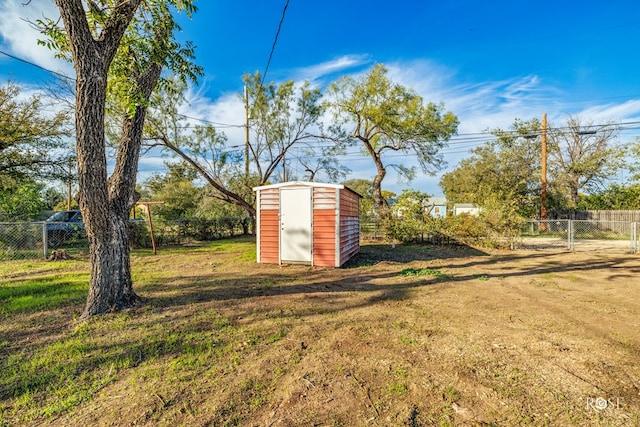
[280,187,312,263]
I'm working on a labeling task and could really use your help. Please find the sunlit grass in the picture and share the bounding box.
[0,238,273,425]
[0,259,89,315]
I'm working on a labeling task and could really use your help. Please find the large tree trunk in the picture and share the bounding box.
[81,62,162,319]
[83,213,138,315]
[371,156,388,213]
[55,0,143,319]
[569,182,580,209]
[360,136,389,214]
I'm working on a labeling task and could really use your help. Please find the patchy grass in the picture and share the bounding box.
[1,238,639,426]
[399,267,453,279]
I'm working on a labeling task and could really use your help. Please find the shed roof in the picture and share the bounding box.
[425,197,447,206]
[253,181,362,197]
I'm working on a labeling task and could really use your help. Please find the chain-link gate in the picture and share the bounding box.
[522,220,638,253]
[521,220,571,250]
[570,220,637,253]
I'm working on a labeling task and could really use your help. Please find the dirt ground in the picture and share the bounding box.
[7,242,640,426]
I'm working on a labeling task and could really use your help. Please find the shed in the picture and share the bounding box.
[253,181,361,267]
[424,197,448,218]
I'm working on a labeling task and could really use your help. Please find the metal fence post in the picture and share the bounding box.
[42,222,48,260]
[568,220,574,251]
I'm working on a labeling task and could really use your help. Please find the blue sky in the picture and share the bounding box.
[2,0,640,195]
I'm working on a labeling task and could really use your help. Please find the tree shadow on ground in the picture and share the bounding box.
[3,241,639,395]
[138,242,640,317]
[345,242,490,267]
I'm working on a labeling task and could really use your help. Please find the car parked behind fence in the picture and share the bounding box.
[45,210,84,248]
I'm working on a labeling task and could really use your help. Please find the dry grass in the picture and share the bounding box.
[1,237,639,426]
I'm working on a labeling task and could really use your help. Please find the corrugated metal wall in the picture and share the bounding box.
[339,188,360,266]
[258,187,279,264]
[313,187,337,267]
[255,183,360,267]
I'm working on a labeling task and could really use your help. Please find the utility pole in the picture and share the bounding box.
[67,157,73,210]
[282,154,287,182]
[540,113,547,223]
[244,86,250,181]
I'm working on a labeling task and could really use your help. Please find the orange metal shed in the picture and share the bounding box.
[253,182,361,267]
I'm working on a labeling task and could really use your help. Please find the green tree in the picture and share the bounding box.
[326,64,458,212]
[387,189,430,243]
[195,193,247,221]
[244,72,345,184]
[143,162,203,220]
[44,0,200,318]
[627,138,640,181]
[579,183,640,210]
[144,78,254,218]
[0,179,46,221]
[547,115,624,208]
[297,144,350,183]
[440,118,543,218]
[0,82,70,183]
[41,186,66,211]
[145,73,330,229]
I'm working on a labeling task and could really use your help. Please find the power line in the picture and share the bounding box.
[261,0,290,85]
[0,49,73,81]
[174,113,245,129]
[0,50,249,130]
[4,47,640,145]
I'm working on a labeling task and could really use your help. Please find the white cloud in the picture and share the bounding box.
[577,100,640,123]
[138,154,167,173]
[386,59,455,99]
[385,60,557,134]
[179,86,246,146]
[0,0,72,77]
[128,56,640,194]
[291,55,371,84]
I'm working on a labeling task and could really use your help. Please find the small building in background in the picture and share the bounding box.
[253,182,361,267]
[424,197,448,218]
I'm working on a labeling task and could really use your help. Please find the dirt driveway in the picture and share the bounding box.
[221,245,640,426]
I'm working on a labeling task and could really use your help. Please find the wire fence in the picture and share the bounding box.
[0,221,88,260]
[360,218,638,254]
[520,220,638,253]
[0,222,46,260]
[0,218,249,261]
[1,218,638,261]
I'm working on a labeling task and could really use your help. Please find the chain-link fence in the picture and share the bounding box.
[0,217,250,261]
[521,220,638,253]
[3,217,637,261]
[0,221,89,260]
[0,222,45,260]
[360,217,638,254]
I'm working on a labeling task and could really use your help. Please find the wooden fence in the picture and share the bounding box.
[548,210,640,222]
